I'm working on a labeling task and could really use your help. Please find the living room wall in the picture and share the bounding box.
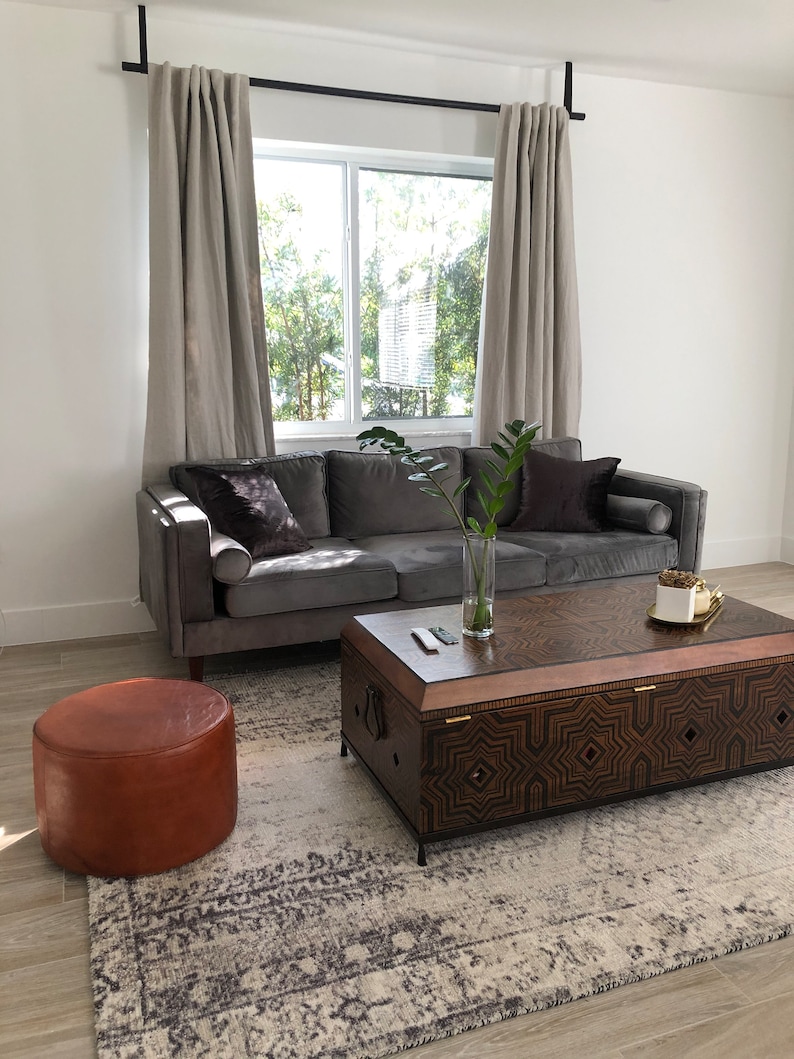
[1,0,793,644]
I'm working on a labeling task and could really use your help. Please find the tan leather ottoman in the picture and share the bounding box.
[32,678,237,876]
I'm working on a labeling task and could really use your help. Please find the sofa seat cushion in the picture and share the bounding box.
[355,531,547,603]
[221,538,397,618]
[505,529,678,586]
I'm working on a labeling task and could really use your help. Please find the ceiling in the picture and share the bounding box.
[17,0,794,97]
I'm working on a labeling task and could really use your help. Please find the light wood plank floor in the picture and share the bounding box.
[2,563,793,1058]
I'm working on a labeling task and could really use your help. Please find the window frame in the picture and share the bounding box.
[253,139,493,442]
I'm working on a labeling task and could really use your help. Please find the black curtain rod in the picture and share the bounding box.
[122,5,586,121]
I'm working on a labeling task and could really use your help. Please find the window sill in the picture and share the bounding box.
[274,424,474,453]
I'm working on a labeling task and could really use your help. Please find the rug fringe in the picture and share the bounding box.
[374,924,794,1058]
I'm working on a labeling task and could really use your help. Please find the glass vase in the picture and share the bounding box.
[462,533,495,638]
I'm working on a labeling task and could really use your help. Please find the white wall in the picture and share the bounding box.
[779,219,794,563]
[0,3,150,645]
[572,73,794,567]
[0,1,792,645]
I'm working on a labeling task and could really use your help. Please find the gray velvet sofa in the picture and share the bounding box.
[136,437,707,680]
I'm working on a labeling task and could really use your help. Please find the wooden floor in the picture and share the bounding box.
[2,563,794,1058]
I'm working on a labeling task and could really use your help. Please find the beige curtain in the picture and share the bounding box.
[474,102,581,443]
[142,62,274,484]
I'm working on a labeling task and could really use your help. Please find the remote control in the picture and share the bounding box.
[429,626,459,644]
[411,627,439,652]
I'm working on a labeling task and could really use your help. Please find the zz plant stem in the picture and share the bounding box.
[357,420,540,633]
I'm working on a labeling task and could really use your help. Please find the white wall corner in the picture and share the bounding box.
[780,537,794,565]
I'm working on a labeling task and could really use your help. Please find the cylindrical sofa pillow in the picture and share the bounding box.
[606,494,673,535]
[210,529,253,584]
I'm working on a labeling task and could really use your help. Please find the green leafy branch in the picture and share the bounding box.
[356,419,540,541]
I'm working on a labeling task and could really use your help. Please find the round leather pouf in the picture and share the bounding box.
[32,678,237,876]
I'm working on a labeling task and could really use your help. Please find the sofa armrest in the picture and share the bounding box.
[136,484,215,657]
[609,470,708,574]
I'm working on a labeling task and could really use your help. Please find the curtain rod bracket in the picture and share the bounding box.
[121,4,148,74]
[121,6,585,121]
[564,62,586,121]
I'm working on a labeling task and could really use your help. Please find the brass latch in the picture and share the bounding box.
[445,714,472,724]
[633,684,657,692]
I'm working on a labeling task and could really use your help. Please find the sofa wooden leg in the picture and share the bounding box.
[188,656,205,682]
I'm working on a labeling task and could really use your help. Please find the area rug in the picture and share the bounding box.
[88,661,794,1058]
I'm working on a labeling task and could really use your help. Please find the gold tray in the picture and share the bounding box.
[646,596,724,627]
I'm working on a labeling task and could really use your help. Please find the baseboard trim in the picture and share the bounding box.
[3,600,156,647]
[701,537,783,570]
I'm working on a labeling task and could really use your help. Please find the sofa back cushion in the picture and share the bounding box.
[327,447,463,538]
[170,451,330,539]
[464,436,583,528]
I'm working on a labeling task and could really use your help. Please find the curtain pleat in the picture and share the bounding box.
[142,62,274,485]
[474,102,581,443]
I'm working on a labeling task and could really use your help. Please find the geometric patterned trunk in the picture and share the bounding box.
[340,584,794,864]
[422,661,794,832]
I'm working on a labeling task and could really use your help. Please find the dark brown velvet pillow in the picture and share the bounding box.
[508,449,621,533]
[187,466,312,559]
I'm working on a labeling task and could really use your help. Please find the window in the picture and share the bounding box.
[254,144,492,437]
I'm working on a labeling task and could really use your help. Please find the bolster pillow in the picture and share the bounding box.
[210,529,253,584]
[606,495,673,535]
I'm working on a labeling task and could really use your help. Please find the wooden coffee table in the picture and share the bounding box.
[340,582,794,864]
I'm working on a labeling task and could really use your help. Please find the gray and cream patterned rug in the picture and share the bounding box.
[88,661,794,1058]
